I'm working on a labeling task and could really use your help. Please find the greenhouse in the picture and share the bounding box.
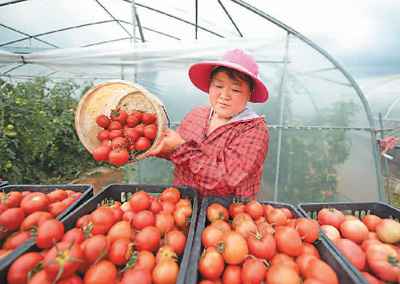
[2,1,400,284]
[1,0,394,204]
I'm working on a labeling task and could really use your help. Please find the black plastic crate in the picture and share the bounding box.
[297,201,400,284]
[0,183,198,284]
[0,181,8,187]
[0,184,93,274]
[186,196,365,284]
[1,184,94,221]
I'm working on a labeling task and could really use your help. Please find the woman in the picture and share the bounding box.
[150,49,269,197]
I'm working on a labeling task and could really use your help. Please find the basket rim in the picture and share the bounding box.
[74,80,168,162]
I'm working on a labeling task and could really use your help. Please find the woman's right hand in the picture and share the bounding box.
[148,128,185,157]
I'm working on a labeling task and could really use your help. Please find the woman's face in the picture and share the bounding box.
[208,71,251,119]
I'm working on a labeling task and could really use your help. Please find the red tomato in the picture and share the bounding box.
[97,130,110,141]
[152,260,179,284]
[47,189,68,203]
[27,270,52,284]
[202,225,224,248]
[142,113,157,125]
[155,245,177,264]
[108,129,123,139]
[247,231,276,260]
[165,230,186,255]
[108,238,132,265]
[132,210,155,230]
[107,221,133,244]
[91,207,115,234]
[62,228,85,244]
[304,258,339,284]
[108,148,129,166]
[266,265,301,284]
[245,200,264,220]
[295,218,320,243]
[317,208,345,229]
[271,254,299,273]
[76,214,91,229]
[362,214,382,232]
[130,111,143,122]
[296,254,319,275]
[135,137,152,151]
[161,201,175,213]
[84,235,109,263]
[361,272,384,284]
[207,203,229,223]
[320,225,341,242]
[228,202,246,218]
[124,128,141,143]
[92,145,111,161]
[134,124,145,136]
[48,201,69,216]
[44,241,83,280]
[222,265,241,284]
[83,260,117,284]
[160,187,181,204]
[300,242,320,258]
[340,220,369,244]
[155,212,175,235]
[375,219,400,244]
[121,268,152,284]
[267,208,288,226]
[20,192,49,215]
[366,243,400,282]
[334,238,366,270]
[129,191,151,212]
[3,231,31,250]
[111,109,128,124]
[108,121,122,131]
[241,258,266,284]
[111,136,128,149]
[56,275,83,284]
[143,124,157,140]
[150,199,162,214]
[126,114,140,127]
[135,250,156,271]
[135,226,161,252]
[1,191,23,208]
[222,231,248,265]
[211,220,231,233]
[96,114,110,128]
[199,247,225,280]
[0,207,25,230]
[7,252,43,284]
[275,226,303,257]
[36,219,64,249]
[174,206,189,229]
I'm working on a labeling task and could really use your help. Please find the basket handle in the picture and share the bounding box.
[161,105,171,128]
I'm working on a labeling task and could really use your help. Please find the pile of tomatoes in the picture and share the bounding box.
[7,187,192,284]
[0,189,82,258]
[93,109,158,166]
[315,207,400,283]
[197,201,339,284]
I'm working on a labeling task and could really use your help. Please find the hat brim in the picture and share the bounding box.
[188,61,269,103]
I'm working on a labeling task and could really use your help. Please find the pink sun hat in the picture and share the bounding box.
[188,49,269,103]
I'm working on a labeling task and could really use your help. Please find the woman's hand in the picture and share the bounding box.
[148,128,185,157]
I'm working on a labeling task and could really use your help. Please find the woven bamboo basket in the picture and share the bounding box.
[75,80,169,162]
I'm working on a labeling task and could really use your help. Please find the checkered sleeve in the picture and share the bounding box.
[170,120,269,194]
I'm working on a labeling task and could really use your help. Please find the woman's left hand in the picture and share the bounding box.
[148,128,185,157]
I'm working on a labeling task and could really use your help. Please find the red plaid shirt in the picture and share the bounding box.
[170,106,269,197]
